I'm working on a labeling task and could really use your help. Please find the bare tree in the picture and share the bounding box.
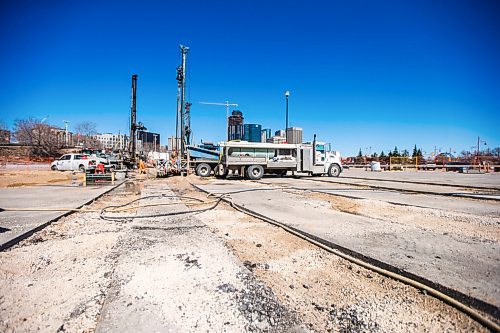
[74,121,101,149]
[13,117,63,156]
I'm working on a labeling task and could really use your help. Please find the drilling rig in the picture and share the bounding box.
[176,45,191,156]
[129,74,146,166]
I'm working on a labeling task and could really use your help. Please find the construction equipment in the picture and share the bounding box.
[199,101,238,140]
[176,45,191,155]
[129,74,146,166]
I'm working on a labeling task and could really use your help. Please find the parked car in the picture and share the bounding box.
[50,154,96,172]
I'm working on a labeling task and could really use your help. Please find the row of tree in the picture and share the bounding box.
[357,145,424,159]
[2,118,102,156]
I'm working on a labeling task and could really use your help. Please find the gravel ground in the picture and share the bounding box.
[0,179,309,333]
[176,176,494,332]
[0,175,496,332]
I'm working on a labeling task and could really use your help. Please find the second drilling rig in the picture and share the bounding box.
[129,74,146,166]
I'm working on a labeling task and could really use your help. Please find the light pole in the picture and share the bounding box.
[285,90,290,142]
[62,120,70,147]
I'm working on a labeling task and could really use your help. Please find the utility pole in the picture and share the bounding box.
[62,120,70,147]
[199,101,239,140]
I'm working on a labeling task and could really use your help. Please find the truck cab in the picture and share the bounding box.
[300,141,342,176]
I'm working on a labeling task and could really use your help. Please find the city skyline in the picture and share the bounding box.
[1,0,499,156]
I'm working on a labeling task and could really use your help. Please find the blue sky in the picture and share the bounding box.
[1,0,499,156]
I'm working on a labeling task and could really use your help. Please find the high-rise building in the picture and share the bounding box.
[275,129,286,137]
[261,128,272,143]
[243,124,262,142]
[228,110,244,141]
[286,127,303,144]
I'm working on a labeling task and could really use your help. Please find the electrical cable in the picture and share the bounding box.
[190,182,500,333]
[99,194,226,221]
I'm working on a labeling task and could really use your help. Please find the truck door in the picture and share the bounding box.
[72,155,82,170]
[58,155,72,170]
[301,147,313,171]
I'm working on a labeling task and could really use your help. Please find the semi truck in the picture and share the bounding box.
[190,139,342,180]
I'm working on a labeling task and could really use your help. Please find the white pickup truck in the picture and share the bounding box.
[50,154,96,172]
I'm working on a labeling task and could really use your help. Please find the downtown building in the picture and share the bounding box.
[228,110,244,141]
[93,133,128,151]
[137,130,160,153]
[286,127,303,144]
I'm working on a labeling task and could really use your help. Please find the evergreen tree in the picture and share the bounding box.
[412,144,418,157]
[392,146,399,157]
[380,151,386,158]
[371,152,378,158]
[357,148,363,158]
[402,149,410,157]
[417,148,423,157]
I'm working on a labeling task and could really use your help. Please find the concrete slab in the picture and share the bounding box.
[196,180,500,312]
[339,168,500,189]
[260,178,500,217]
[0,184,121,250]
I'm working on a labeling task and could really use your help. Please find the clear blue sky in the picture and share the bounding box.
[1,0,499,156]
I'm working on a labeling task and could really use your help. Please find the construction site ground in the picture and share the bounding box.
[0,168,499,332]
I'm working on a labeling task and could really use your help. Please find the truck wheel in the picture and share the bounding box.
[51,165,57,171]
[79,165,86,173]
[214,164,228,179]
[247,165,264,180]
[196,163,212,177]
[328,164,341,177]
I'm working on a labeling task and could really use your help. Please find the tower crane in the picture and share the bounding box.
[199,101,239,140]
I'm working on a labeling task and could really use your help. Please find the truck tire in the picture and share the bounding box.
[247,165,264,180]
[79,165,86,173]
[51,165,57,171]
[328,164,341,177]
[214,164,228,179]
[196,163,212,177]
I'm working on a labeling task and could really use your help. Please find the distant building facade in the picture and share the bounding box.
[228,110,244,141]
[267,136,286,144]
[137,130,160,153]
[275,129,285,137]
[261,128,272,143]
[168,136,181,151]
[286,127,303,144]
[93,133,128,150]
[243,124,262,142]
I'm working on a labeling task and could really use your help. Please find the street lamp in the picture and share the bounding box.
[62,120,70,147]
[285,90,290,142]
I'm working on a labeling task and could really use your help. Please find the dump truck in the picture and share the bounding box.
[190,139,342,180]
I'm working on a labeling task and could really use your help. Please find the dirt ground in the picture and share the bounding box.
[173,176,491,332]
[0,174,496,332]
[0,169,83,188]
